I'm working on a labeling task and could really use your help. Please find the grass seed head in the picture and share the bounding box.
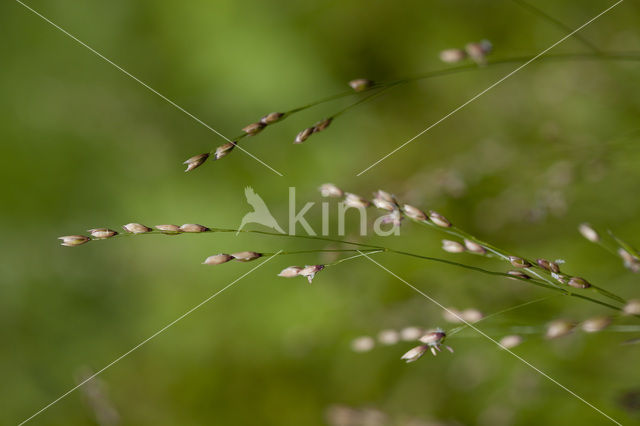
[377,329,400,345]
[552,273,569,285]
[260,112,285,124]
[380,209,402,227]
[372,198,396,212]
[299,264,324,283]
[440,48,467,63]
[400,326,423,341]
[179,224,209,233]
[499,335,523,349]
[581,316,612,333]
[231,251,262,262]
[618,248,635,263]
[88,228,118,239]
[419,330,446,345]
[442,239,465,253]
[294,127,314,144]
[214,142,236,160]
[344,193,370,209]
[319,183,344,198]
[155,224,181,234]
[183,153,209,172]
[348,78,374,92]
[460,309,483,323]
[545,319,575,339]
[402,204,427,221]
[464,239,486,254]
[618,248,640,273]
[465,40,492,65]
[372,190,397,211]
[122,223,152,234]
[58,235,90,247]
[509,256,531,268]
[428,210,451,227]
[400,344,429,363]
[536,258,560,273]
[278,266,303,278]
[313,117,333,133]
[578,223,600,243]
[351,336,375,352]
[203,254,233,265]
[567,276,591,289]
[623,299,640,316]
[242,122,266,135]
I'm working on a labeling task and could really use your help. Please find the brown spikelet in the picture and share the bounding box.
[88,228,118,239]
[260,112,285,124]
[155,224,181,234]
[294,127,314,144]
[567,276,591,289]
[428,211,451,228]
[214,142,236,160]
[348,78,374,92]
[508,256,531,268]
[122,223,152,234]
[313,118,333,133]
[242,122,266,135]
[231,251,262,262]
[179,224,209,233]
[402,204,427,221]
[464,239,486,254]
[183,153,209,172]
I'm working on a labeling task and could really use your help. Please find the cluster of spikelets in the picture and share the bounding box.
[351,300,640,364]
[58,184,628,296]
[319,183,453,228]
[181,41,493,172]
[439,39,493,65]
[352,327,453,362]
[440,236,593,290]
[182,78,377,172]
[58,223,212,246]
[272,184,455,285]
[56,184,454,289]
[59,184,640,364]
[318,184,608,294]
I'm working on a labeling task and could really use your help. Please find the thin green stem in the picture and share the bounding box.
[260,248,379,256]
[204,51,640,157]
[608,230,640,258]
[448,295,558,336]
[79,224,626,312]
[510,0,601,54]
[412,219,626,305]
[453,324,640,337]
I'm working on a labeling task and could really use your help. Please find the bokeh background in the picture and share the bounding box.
[2,0,640,424]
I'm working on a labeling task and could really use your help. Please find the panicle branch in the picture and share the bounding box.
[182,49,640,171]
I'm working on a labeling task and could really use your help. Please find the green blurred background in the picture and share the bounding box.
[2,0,640,424]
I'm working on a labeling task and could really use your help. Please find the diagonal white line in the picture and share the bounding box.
[357,251,622,425]
[18,250,283,425]
[356,0,623,176]
[15,0,284,177]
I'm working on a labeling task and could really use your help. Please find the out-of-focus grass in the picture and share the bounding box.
[1,0,640,424]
